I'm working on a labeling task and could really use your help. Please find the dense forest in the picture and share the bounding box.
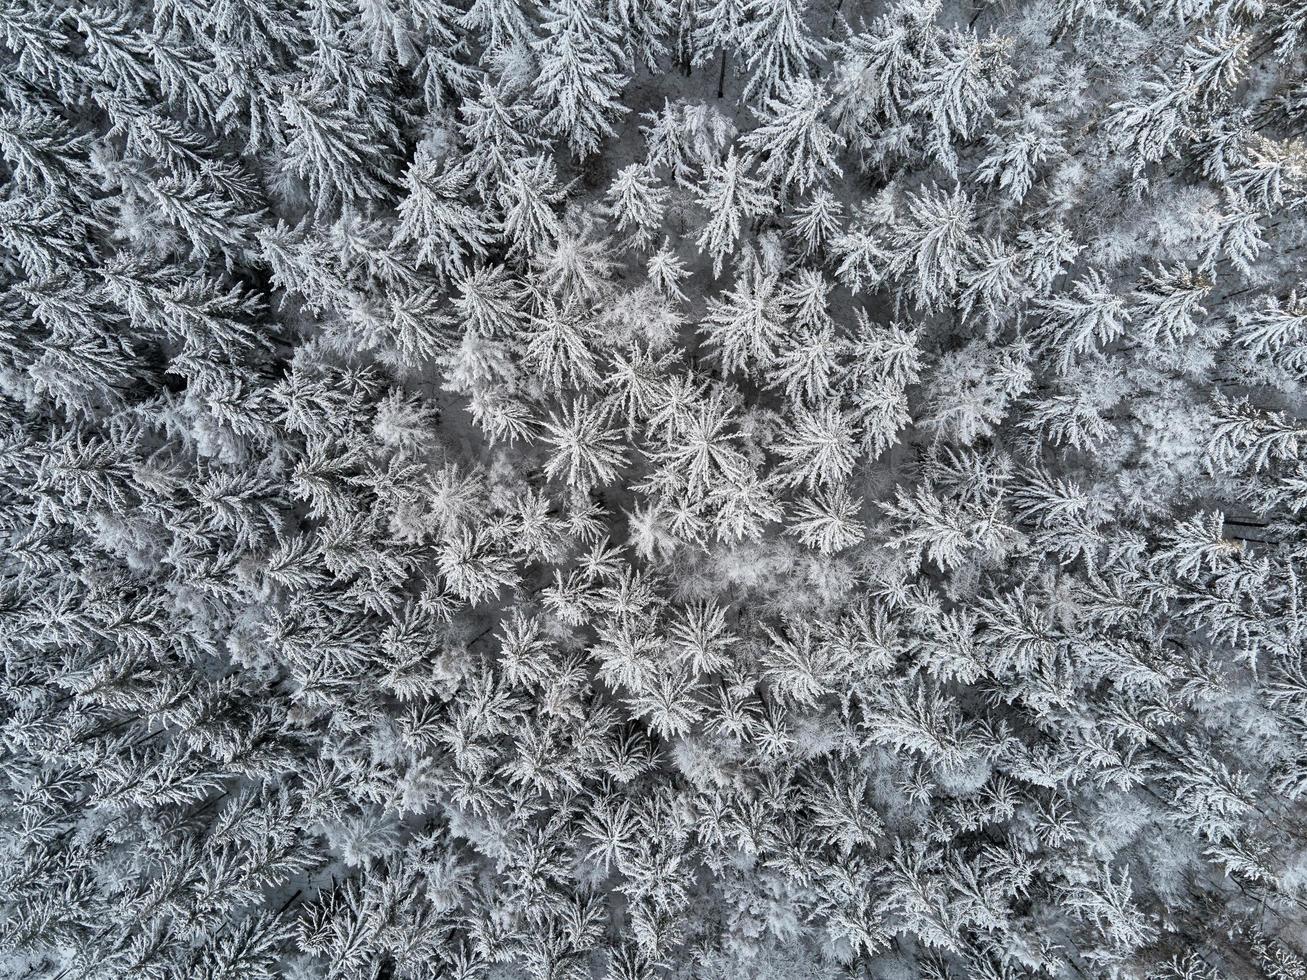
[4,0,1307,978]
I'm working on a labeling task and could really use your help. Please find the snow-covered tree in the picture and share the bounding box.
[8,4,1307,979]
[604,164,669,250]
[741,0,826,105]
[694,148,773,276]
[541,398,629,489]
[740,77,843,196]
[532,0,630,158]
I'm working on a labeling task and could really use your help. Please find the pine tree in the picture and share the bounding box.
[693,0,748,97]
[604,164,669,251]
[524,299,602,391]
[694,148,773,277]
[699,266,786,374]
[910,31,1012,176]
[392,158,494,280]
[532,0,630,159]
[788,189,844,257]
[460,0,535,51]
[459,78,549,199]
[741,0,825,105]
[541,398,629,490]
[740,77,843,196]
[884,484,1013,571]
[409,0,480,109]
[279,84,398,212]
[1130,265,1210,349]
[9,0,1307,974]
[786,487,866,553]
[609,0,675,72]
[773,403,858,489]
[642,98,737,184]
[1037,270,1131,373]
[498,155,570,257]
[886,184,976,310]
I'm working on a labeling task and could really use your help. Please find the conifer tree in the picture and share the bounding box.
[7,3,1307,978]
[694,148,773,276]
[741,0,826,105]
[532,0,630,159]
